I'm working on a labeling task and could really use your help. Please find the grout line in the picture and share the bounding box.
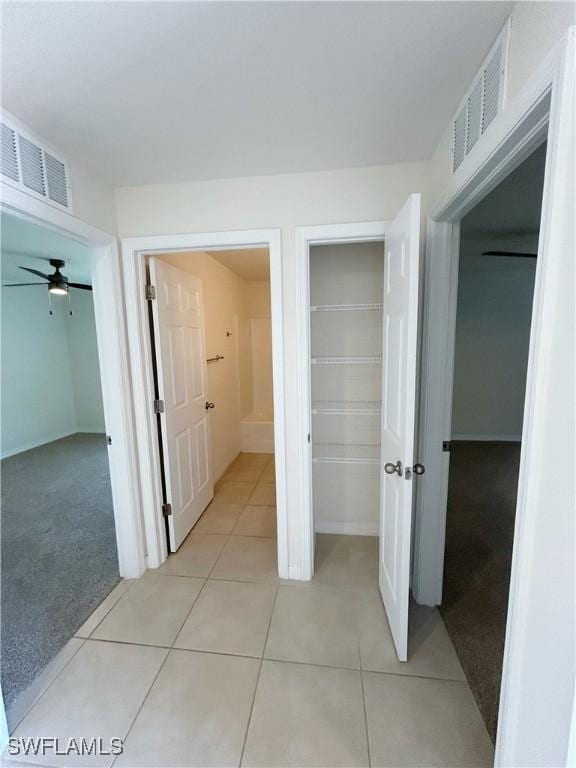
[238,581,280,767]
[353,587,372,768]
[169,577,209,649]
[109,646,172,767]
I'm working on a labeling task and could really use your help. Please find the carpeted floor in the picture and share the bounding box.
[1,433,120,708]
[439,441,520,743]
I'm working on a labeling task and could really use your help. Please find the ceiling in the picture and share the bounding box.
[210,249,269,282]
[1,213,92,285]
[1,1,513,187]
[460,141,547,269]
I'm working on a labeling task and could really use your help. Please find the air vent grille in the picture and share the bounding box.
[45,152,69,207]
[0,115,72,211]
[19,135,46,195]
[451,22,508,173]
[1,123,19,182]
[482,43,503,133]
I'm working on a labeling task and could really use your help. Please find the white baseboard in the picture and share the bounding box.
[315,521,379,536]
[240,438,274,453]
[452,433,522,442]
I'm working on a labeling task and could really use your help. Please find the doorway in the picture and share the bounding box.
[148,247,276,557]
[297,194,422,662]
[439,142,546,741]
[121,229,287,576]
[0,212,119,715]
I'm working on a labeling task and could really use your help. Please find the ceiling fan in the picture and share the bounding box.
[482,250,537,258]
[3,259,92,294]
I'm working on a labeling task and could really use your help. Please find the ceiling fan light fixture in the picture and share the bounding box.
[49,282,68,295]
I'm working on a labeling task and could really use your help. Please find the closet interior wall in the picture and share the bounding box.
[309,242,385,536]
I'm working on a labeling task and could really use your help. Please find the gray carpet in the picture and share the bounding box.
[439,441,520,743]
[1,433,120,708]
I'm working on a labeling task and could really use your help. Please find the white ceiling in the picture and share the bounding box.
[1,1,514,187]
[1,213,92,285]
[210,248,269,282]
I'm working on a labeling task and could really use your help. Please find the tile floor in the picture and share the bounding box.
[4,453,494,767]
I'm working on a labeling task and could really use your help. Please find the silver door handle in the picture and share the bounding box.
[384,460,402,476]
[205,401,215,410]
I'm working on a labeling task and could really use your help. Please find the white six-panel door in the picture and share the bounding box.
[149,258,214,551]
[379,193,421,661]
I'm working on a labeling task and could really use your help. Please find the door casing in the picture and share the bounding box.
[121,230,287,576]
[295,221,388,581]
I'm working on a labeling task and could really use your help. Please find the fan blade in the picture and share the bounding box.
[2,282,48,287]
[482,250,537,258]
[19,266,51,279]
[68,282,93,291]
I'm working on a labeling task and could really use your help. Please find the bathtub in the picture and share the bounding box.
[240,408,274,453]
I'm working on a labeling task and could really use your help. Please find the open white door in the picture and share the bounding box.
[379,193,421,661]
[149,258,214,551]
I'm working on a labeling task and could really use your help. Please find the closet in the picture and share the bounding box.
[309,241,385,536]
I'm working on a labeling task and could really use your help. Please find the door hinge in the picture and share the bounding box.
[106,435,112,445]
[443,441,451,452]
[145,284,156,301]
[162,502,172,518]
[153,399,165,414]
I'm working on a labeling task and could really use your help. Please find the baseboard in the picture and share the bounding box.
[1,429,77,460]
[76,428,106,435]
[315,521,379,536]
[452,433,522,442]
[240,438,274,453]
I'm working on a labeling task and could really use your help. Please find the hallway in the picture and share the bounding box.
[5,453,493,767]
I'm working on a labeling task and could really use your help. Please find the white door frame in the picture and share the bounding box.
[0,187,145,579]
[121,229,288,576]
[295,221,388,580]
[413,34,561,606]
[413,28,574,766]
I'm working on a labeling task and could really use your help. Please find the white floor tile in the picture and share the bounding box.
[356,591,466,680]
[159,533,228,578]
[91,572,204,647]
[363,672,494,767]
[265,585,360,668]
[8,640,167,767]
[116,650,259,767]
[211,536,278,584]
[175,580,276,657]
[243,660,369,767]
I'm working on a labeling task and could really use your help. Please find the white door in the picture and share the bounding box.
[149,258,214,551]
[379,193,421,661]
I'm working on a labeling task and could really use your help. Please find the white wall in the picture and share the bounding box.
[245,282,273,416]
[451,249,536,441]
[1,286,76,457]
[1,284,105,458]
[66,290,107,432]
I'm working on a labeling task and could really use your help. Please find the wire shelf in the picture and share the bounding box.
[311,356,382,365]
[312,443,381,465]
[312,400,381,415]
[311,303,383,313]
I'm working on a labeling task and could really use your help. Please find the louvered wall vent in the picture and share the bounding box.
[452,22,509,173]
[0,115,72,212]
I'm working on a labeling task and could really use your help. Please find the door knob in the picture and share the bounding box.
[205,401,215,410]
[413,463,425,475]
[384,460,402,476]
